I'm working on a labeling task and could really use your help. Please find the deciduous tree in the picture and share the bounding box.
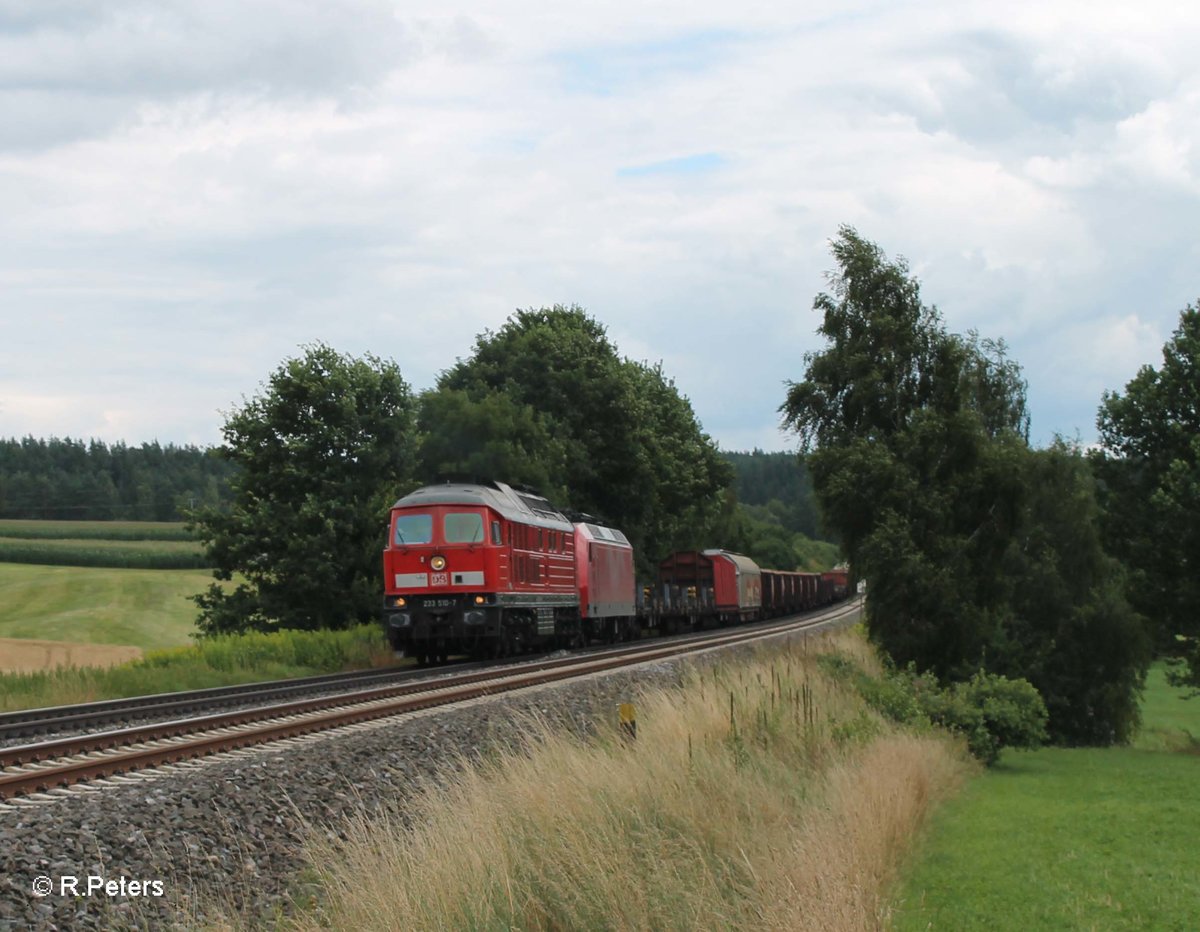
[783,227,1147,743]
[418,305,731,568]
[1094,303,1200,683]
[191,344,416,634]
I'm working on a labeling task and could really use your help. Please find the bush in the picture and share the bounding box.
[819,653,1048,765]
[956,672,1048,759]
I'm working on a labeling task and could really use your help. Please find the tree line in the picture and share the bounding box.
[0,438,235,521]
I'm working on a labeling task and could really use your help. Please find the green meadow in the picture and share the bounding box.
[0,520,212,652]
[892,664,1200,930]
[0,563,209,649]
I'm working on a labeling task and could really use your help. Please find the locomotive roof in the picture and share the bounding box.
[576,521,632,548]
[391,481,574,531]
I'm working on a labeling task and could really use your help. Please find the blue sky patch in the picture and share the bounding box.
[552,30,744,96]
[617,152,727,178]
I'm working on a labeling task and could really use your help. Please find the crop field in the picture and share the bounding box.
[0,520,206,569]
[891,664,1200,930]
[0,535,208,569]
[0,519,194,541]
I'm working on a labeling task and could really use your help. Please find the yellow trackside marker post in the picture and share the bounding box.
[618,703,637,741]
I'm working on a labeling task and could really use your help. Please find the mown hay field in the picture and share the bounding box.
[0,637,143,674]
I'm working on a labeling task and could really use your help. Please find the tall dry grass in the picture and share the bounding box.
[279,630,971,932]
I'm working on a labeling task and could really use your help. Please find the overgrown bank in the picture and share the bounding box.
[266,629,973,931]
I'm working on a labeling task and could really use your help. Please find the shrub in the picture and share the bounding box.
[942,672,1048,765]
[819,653,1048,765]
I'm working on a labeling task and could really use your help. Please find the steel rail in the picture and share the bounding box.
[0,663,471,740]
[0,599,860,800]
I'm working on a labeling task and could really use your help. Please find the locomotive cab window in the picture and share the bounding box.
[394,513,433,545]
[445,512,485,543]
[491,520,502,545]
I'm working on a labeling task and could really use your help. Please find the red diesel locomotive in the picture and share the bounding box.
[382,481,635,662]
[382,481,850,663]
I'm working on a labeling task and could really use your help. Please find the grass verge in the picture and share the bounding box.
[244,629,972,931]
[890,663,1200,930]
[0,624,396,712]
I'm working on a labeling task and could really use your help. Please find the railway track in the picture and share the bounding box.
[0,599,860,801]
[0,660,477,743]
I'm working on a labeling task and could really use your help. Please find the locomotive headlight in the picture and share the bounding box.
[395,597,407,607]
[431,555,446,571]
[474,595,485,605]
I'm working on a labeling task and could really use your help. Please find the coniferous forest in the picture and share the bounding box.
[0,437,236,521]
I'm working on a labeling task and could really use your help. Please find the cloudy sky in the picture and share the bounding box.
[1,1,1197,453]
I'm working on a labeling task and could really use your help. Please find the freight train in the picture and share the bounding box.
[382,480,848,664]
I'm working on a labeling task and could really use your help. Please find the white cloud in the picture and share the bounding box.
[1,0,1199,450]
[1114,85,1200,192]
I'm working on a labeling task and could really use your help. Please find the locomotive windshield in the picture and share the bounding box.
[394,513,433,545]
[444,512,485,543]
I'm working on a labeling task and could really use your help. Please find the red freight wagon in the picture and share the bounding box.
[658,549,762,624]
[382,481,579,662]
[573,521,638,641]
[797,572,820,608]
[761,569,811,617]
[821,569,850,603]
